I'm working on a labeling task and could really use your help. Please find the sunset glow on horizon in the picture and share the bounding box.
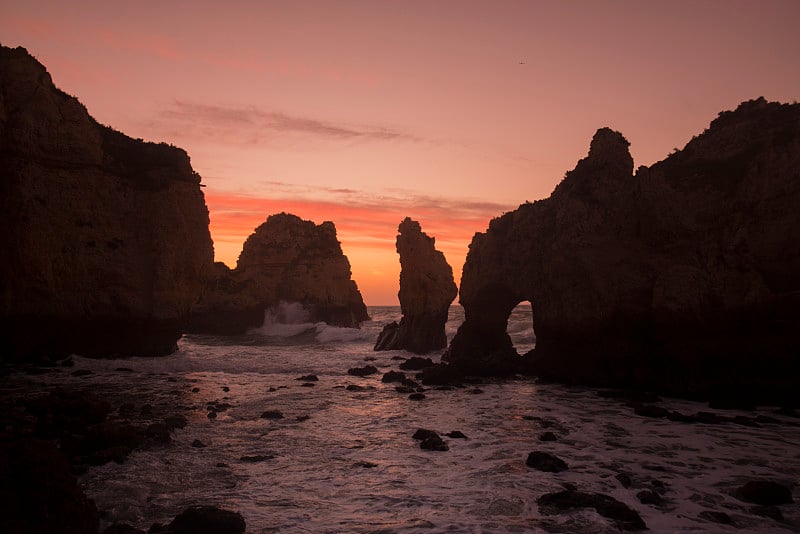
[3,0,798,304]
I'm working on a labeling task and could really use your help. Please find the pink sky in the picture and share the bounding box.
[3,0,798,304]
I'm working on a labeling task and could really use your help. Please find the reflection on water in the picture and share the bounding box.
[12,306,800,533]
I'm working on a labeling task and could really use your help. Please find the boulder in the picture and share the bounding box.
[374,218,457,354]
[187,214,369,334]
[0,46,214,360]
[446,98,800,404]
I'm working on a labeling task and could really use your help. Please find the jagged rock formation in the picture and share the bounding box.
[375,218,457,353]
[187,213,369,333]
[446,98,800,404]
[0,46,214,360]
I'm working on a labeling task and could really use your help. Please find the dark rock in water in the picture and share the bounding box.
[634,405,669,418]
[537,490,647,531]
[0,437,100,533]
[0,46,214,361]
[418,363,463,386]
[296,415,310,422]
[103,524,145,534]
[186,213,369,335]
[346,384,366,391]
[750,505,784,521]
[164,415,188,430]
[145,423,172,443]
[446,431,467,439]
[260,411,284,420]
[374,321,401,352]
[636,489,662,505]
[616,473,632,488]
[207,411,217,420]
[191,439,207,448]
[300,382,315,387]
[240,455,274,463]
[446,99,800,405]
[163,505,245,533]
[735,480,793,505]
[354,461,378,468]
[191,387,200,393]
[538,431,557,442]
[374,218,457,354]
[526,451,568,472]
[296,374,319,382]
[395,386,415,394]
[698,510,733,525]
[221,386,230,392]
[412,428,438,441]
[467,388,484,395]
[408,393,426,401]
[348,365,378,377]
[381,370,406,383]
[399,357,435,371]
[420,434,449,451]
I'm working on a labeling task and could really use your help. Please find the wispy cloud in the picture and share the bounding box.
[155,101,419,145]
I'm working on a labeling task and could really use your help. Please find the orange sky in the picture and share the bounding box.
[2,1,799,304]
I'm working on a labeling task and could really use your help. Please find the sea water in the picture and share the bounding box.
[20,305,800,532]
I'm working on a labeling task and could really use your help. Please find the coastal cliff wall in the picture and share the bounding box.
[188,213,369,334]
[0,46,214,359]
[446,98,800,403]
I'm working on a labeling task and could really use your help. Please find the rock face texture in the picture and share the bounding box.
[188,213,368,333]
[0,46,214,360]
[446,98,800,403]
[374,218,457,354]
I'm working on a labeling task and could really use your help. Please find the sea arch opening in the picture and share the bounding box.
[507,300,536,355]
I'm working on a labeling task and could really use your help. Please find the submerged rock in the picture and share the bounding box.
[420,433,449,451]
[159,505,245,533]
[447,99,800,404]
[537,490,647,531]
[0,46,213,361]
[347,365,378,377]
[735,480,793,505]
[525,451,568,472]
[374,218,457,354]
[187,214,369,334]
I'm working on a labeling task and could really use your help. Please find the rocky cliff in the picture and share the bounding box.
[375,218,457,353]
[0,45,214,359]
[446,98,800,404]
[188,213,369,334]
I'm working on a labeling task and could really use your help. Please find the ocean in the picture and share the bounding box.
[19,304,800,532]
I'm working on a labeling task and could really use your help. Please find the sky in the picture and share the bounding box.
[2,1,798,305]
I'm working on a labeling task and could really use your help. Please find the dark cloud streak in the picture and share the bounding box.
[161,100,418,142]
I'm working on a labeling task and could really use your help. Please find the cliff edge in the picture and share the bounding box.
[446,98,800,404]
[0,46,214,359]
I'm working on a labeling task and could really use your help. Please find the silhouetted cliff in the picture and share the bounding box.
[446,98,800,404]
[0,45,214,359]
[375,218,457,353]
[188,213,369,334]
